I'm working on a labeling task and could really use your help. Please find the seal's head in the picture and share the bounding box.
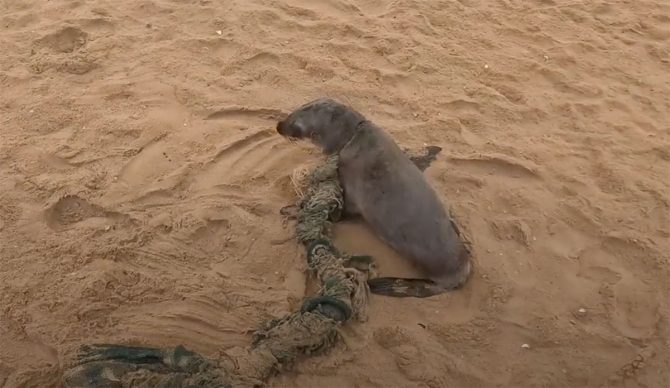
[276,98,365,154]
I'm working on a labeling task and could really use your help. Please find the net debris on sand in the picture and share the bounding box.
[63,155,373,388]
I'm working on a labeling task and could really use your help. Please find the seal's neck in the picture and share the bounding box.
[338,119,368,150]
[319,110,368,155]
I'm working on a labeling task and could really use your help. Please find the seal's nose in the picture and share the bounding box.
[276,120,284,134]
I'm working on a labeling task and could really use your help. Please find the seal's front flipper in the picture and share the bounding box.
[407,145,442,172]
[367,277,447,298]
[280,205,299,219]
[343,254,375,273]
[339,211,362,222]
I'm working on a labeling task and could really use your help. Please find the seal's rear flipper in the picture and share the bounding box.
[367,277,448,298]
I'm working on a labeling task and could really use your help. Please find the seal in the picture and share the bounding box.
[276,98,472,298]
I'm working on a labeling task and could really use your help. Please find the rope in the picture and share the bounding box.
[63,155,372,388]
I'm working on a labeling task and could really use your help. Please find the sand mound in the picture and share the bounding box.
[1,0,669,387]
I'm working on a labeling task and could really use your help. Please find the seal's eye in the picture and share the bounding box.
[291,119,309,136]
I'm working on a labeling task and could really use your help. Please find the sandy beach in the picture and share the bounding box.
[1,0,669,386]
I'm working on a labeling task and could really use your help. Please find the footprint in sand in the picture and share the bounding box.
[578,239,662,341]
[30,25,97,74]
[190,218,234,254]
[44,194,123,230]
[34,26,88,53]
[610,274,661,340]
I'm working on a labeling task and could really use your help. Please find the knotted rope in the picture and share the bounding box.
[63,155,372,388]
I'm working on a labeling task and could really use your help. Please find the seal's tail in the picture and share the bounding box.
[367,277,448,298]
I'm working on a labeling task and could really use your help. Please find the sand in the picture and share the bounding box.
[1,0,669,386]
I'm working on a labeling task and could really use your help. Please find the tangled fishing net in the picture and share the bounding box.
[63,155,373,388]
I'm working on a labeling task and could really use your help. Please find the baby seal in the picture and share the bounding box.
[276,98,472,298]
